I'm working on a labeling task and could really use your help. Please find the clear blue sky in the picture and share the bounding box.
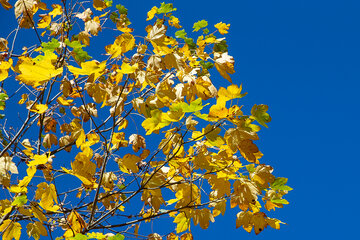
[1,0,359,239]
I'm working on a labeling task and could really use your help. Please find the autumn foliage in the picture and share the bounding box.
[0,1,291,239]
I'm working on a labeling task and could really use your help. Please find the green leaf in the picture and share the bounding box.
[271,198,289,204]
[200,60,214,70]
[116,4,128,14]
[104,0,113,7]
[157,2,177,14]
[175,29,187,39]
[0,93,9,101]
[184,38,196,50]
[170,98,204,113]
[194,111,208,120]
[108,234,125,240]
[271,177,293,191]
[72,48,92,62]
[214,39,228,53]
[246,164,255,173]
[193,20,208,32]
[70,233,88,240]
[65,39,84,49]
[271,177,287,187]
[202,28,209,34]
[110,12,119,22]
[251,104,271,128]
[12,195,28,207]
[41,39,60,52]
[0,93,7,111]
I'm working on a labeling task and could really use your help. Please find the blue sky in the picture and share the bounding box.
[1,0,360,239]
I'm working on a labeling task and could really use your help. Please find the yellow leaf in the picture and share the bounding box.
[0,220,22,240]
[0,59,12,81]
[214,52,235,83]
[35,182,59,212]
[31,205,47,223]
[28,154,49,167]
[37,14,51,28]
[29,104,48,114]
[173,211,190,233]
[217,84,247,103]
[87,133,100,145]
[63,211,87,238]
[105,33,135,59]
[111,132,128,149]
[118,62,138,74]
[49,4,62,17]
[208,102,228,120]
[10,166,36,193]
[146,6,158,21]
[214,22,230,35]
[78,31,90,46]
[117,153,141,173]
[26,221,48,240]
[57,96,74,106]
[168,16,182,28]
[250,165,275,189]
[67,60,106,80]
[16,55,63,87]
[142,109,171,135]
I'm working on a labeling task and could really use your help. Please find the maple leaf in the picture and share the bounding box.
[169,16,182,28]
[49,4,63,17]
[0,219,22,240]
[63,211,87,238]
[193,20,208,32]
[85,17,101,35]
[251,104,271,128]
[29,104,48,114]
[37,14,51,28]
[26,221,48,240]
[67,60,106,80]
[35,182,59,212]
[142,109,171,135]
[14,0,37,28]
[173,211,191,233]
[214,52,235,83]
[147,6,158,21]
[214,22,230,35]
[105,33,135,58]
[117,153,141,173]
[16,54,63,87]
[10,166,36,193]
[28,154,50,167]
[217,84,247,103]
[129,134,146,152]
[193,208,215,229]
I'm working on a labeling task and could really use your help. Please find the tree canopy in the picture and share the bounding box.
[0,1,291,239]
